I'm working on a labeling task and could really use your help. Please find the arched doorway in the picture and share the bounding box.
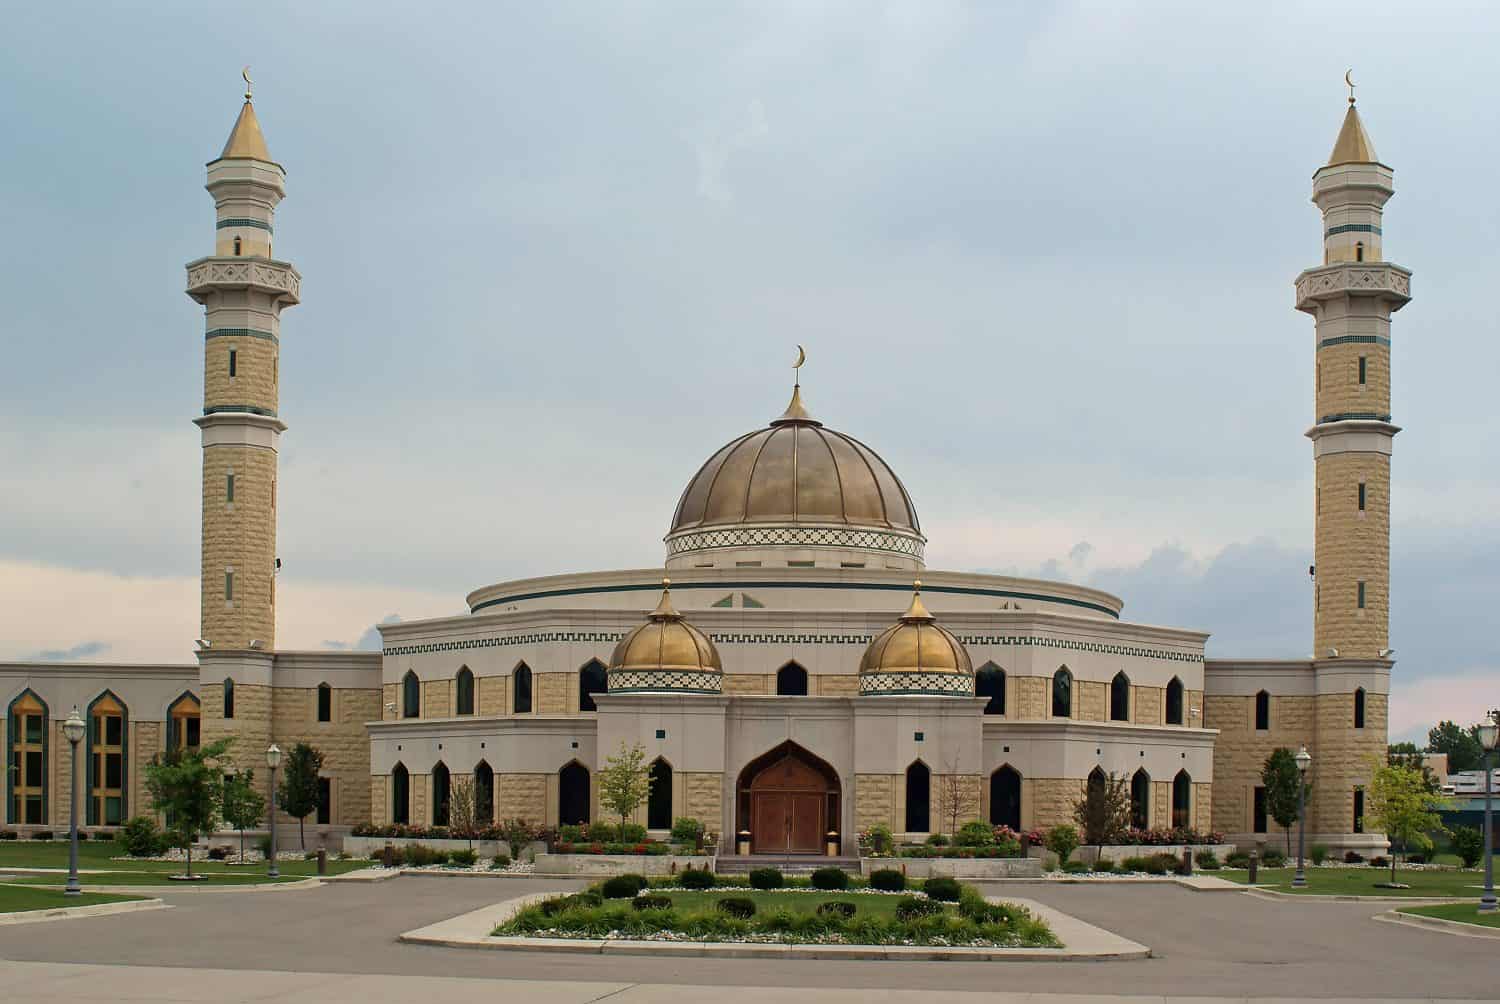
[559,761,590,825]
[647,758,672,831]
[905,761,930,833]
[989,765,1021,830]
[736,742,840,855]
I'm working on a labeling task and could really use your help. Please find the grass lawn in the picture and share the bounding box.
[1220,866,1483,897]
[0,840,369,882]
[1399,903,1500,928]
[663,889,911,918]
[1,870,310,887]
[0,885,145,913]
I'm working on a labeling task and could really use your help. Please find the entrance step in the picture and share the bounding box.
[714,855,861,876]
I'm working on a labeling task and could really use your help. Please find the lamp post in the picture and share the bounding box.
[266,743,282,879]
[1478,715,1499,914]
[63,706,86,897]
[1292,745,1312,889]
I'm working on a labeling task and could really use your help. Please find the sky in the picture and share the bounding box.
[2,1,1497,744]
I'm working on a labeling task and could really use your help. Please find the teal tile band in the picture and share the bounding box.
[1318,335,1390,350]
[1318,412,1392,424]
[203,404,278,417]
[216,218,273,232]
[206,327,278,343]
[1325,224,1382,236]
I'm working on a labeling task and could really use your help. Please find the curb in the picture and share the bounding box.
[1244,888,1470,904]
[1374,909,1500,940]
[78,878,323,894]
[0,897,167,926]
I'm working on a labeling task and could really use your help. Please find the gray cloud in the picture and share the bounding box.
[356,615,403,652]
[29,641,110,662]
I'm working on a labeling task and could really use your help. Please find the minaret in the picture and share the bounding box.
[1297,87,1409,661]
[186,73,299,766]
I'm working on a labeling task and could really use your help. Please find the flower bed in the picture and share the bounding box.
[531,853,713,876]
[869,856,1043,879]
[493,874,1058,948]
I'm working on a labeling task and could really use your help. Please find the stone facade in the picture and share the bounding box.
[268,684,380,827]
[200,680,272,777]
[855,773,896,832]
[1015,676,1047,720]
[1026,777,1085,831]
[1076,681,1106,722]
[422,679,452,719]
[497,772,547,824]
[1315,453,1390,659]
[724,674,769,695]
[536,673,571,714]
[200,445,278,650]
[681,771,722,827]
[1135,686,1162,726]
[816,675,859,697]
[1311,688,1388,835]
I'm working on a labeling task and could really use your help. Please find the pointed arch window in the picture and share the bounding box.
[1165,677,1184,725]
[223,678,235,720]
[559,761,590,825]
[317,683,332,723]
[1172,770,1192,829]
[8,690,48,825]
[648,758,673,830]
[432,762,451,826]
[87,692,128,826]
[475,760,494,824]
[1354,687,1366,729]
[1254,690,1270,731]
[976,663,1006,716]
[1110,671,1130,722]
[455,667,475,716]
[233,235,242,256]
[989,765,1021,830]
[168,692,200,752]
[905,761,930,833]
[391,763,410,825]
[1130,769,1151,830]
[402,671,419,718]
[513,663,533,715]
[1052,667,1073,718]
[579,660,607,713]
[776,662,808,696]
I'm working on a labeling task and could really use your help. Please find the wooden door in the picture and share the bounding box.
[753,793,789,853]
[788,794,823,853]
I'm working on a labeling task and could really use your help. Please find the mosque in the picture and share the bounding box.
[2,80,1406,856]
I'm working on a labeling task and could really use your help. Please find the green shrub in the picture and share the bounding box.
[490,854,512,869]
[540,891,603,916]
[1119,855,1149,872]
[678,868,715,889]
[1092,857,1114,873]
[670,817,705,844]
[1309,843,1329,866]
[716,896,756,918]
[925,832,950,847]
[632,894,673,911]
[1061,860,1088,874]
[1151,852,1182,875]
[1262,849,1287,868]
[116,816,167,857]
[1369,855,1388,868]
[922,876,962,901]
[894,896,944,921]
[811,866,850,890]
[868,867,907,892]
[404,844,447,867]
[558,824,585,843]
[1224,851,1250,869]
[0,830,18,840]
[448,849,478,867]
[816,900,857,918]
[749,867,784,890]
[1452,827,1485,869]
[1044,824,1079,866]
[586,822,619,842]
[1194,850,1221,870]
[257,834,273,859]
[955,820,996,847]
[601,874,649,899]
[619,823,648,844]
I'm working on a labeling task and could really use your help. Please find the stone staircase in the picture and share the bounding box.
[714,855,862,876]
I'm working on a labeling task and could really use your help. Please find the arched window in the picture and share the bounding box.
[455,667,475,716]
[1130,769,1151,830]
[1172,770,1192,829]
[1052,667,1072,718]
[475,760,494,824]
[167,692,200,752]
[402,671,419,718]
[233,235,242,256]
[1165,677,1184,725]
[976,663,1006,715]
[989,765,1021,830]
[513,663,532,715]
[776,662,808,696]
[391,763,410,824]
[1088,766,1107,799]
[559,761,590,825]
[432,762,450,827]
[1354,687,1366,729]
[1254,690,1270,731]
[1355,240,1364,262]
[579,660,607,712]
[8,690,49,825]
[648,758,673,831]
[904,761,930,833]
[223,678,235,719]
[317,683,332,723]
[87,692,128,826]
[1110,671,1130,722]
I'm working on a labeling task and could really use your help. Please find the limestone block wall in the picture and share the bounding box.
[1026,777,1085,831]
[1315,453,1390,659]
[1193,783,1213,833]
[536,673,571,713]
[370,775,388,825]
[1316,342,1391,426]
[1076,681,1106,722]
[497,773,547,824]
[1151,780,1169,829]
[204,336,277,411]
[411,773,429,825]
[1205,692,1315,836]
[816,675,859,697]
[381,683,398,720]
[54,723,75,830]
[132,721,162,820]
[1135,686,1163,725]
[200,445,277,649]
[1311,689,1387,835]
[422,680,453,719]
[201,682,272,778]
[855,773,896,832]
[1014,677,1047,720]
[479,676,505,716]
[724,674,769,695]
[269,684,379,827]
[930,773,982,833]
[682,771,722,828]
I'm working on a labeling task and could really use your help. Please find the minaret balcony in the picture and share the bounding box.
[185,256,301,305]
[1295,262,1410,314]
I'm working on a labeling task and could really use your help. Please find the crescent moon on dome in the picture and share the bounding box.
[1344,69,1353,89]
[242,66,253,99]
[794,345,806,369]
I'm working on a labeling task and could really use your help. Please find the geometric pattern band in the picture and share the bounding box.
[666,525,924,559]
[607,668,724,694]
[859,670,974,696]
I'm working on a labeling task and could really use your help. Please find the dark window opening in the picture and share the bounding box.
[648,759,672,830]
[223,678,235,720]
[976,664,1005,715]
[432,763,450,826]
[1355,241,1364,262]
[989,766,1021,830]
[559,762,590,825]
[233,235,242,256]
[1110,671,1130,722]
[1052,668,1072,718]
[1253,786,1268,833]
[579,660,607,712]
[402,672,419,718]
[228,348,237,378]
[317,683,331,723]
[1172,771,1192,829]
[777,663,808,696]
[1359,355,1367,384]
[1358,581,1366,609]
[475,761,494,824]
[1353,788,1365,833]
[905,761,930,833]
[391,764,409,825]
[1165,677,1184,725]
[1130,770,1150,829]
[513,664,532,714]
[1254,690,1270,730]
[1354,687,1366,729]
[317,776,331,825]
[455,667,475,715]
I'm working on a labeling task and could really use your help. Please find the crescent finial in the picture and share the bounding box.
[243,66,253,101]
[1344,68,1355,105]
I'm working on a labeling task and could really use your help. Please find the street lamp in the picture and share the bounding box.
[1478,715,1499,914]
[1292,745,1312,889]
[266,743,282,879]
[62,706,86,897]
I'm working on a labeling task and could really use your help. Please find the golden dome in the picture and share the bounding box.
[219,100,273,162]
[668,386,921,539]
[859,582,973,696]
[1326,103,1378,167]
[608,581,723,693]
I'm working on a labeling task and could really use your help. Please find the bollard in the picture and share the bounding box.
[383,841,394,869]
[317,848,327,876]
[1182,846,1193,876]
[1248,848,1259,885]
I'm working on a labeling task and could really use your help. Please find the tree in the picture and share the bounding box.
[935,755,979,839]
[1262,748,1311,856]
[1073,771,1131,848]
[221,770,266,863]
[144,738,231,878]
[1451,826,1485,869]
[1427,721,1484,773]
[276,743,325,850]
[598,741,651,837]
[1366,759,1451,885]
[448,775,478,848]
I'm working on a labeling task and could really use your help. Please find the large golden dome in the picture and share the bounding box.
[859,583,974,697]
[607,581,723,693]
[666,386,924,567]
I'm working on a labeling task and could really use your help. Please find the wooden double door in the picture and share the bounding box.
[746,750,834,854]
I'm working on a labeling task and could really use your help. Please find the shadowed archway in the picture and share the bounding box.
[736,742,841,855]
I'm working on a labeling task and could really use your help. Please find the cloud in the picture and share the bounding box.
[693,98,769,202]
[356,615,403,652]
[29,640,110,662]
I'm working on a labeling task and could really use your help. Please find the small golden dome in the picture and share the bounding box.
[1326,103,1378,167]
[219,100,273,162]
[859,582,973,696]
[608,581,723,693]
